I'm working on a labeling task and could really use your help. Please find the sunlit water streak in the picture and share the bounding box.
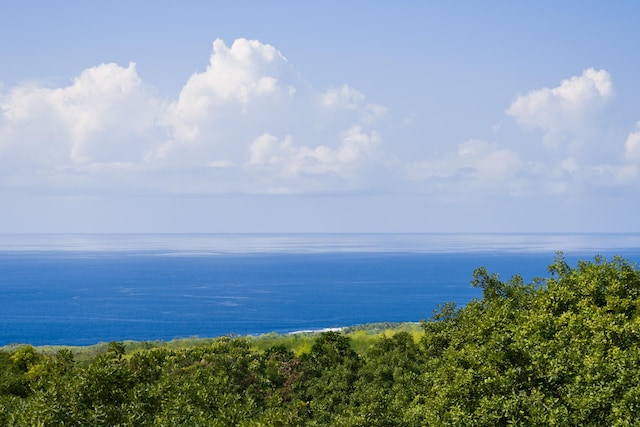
[2,233,640,253]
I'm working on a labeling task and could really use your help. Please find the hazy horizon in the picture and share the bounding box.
[2,232,640,255]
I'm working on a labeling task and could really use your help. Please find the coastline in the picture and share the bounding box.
[1,322,425,361]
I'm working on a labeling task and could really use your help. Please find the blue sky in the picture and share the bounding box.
[1,1,639,233]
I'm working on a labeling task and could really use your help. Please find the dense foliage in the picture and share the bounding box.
[2,255,640,425]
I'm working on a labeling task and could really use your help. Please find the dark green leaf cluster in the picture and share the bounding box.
[2,255,640,425]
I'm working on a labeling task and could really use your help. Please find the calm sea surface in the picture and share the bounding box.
[2,233,640,346]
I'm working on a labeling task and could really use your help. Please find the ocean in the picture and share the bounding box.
[2,233,640,346]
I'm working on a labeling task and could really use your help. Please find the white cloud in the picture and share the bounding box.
[506,68,614,146]
[164,38,299,144]
[184,38,289,104]
[2,40,635,201]
[561,157,579,173]
[625,123,640,161]
[320,84,363,110]
[500,69,640,194]
[248,134,291,166]
[0,38,392,195]
[0,62,163,174]
[246,127,383,192]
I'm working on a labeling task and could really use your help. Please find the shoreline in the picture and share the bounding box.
[1,322,424,355]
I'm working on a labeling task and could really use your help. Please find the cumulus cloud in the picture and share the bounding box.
[0,38,392,195]
[248,127,380,174]
[246,127,383,192]
[0,62,163,180]
[506,68,614,146]
[501,68,640,193]
[164,38,299,144]
[3,39,634,200]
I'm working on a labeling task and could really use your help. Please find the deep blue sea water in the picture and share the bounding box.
[2,234,640,346]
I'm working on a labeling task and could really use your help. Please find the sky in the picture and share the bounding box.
[1,1,639,233]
